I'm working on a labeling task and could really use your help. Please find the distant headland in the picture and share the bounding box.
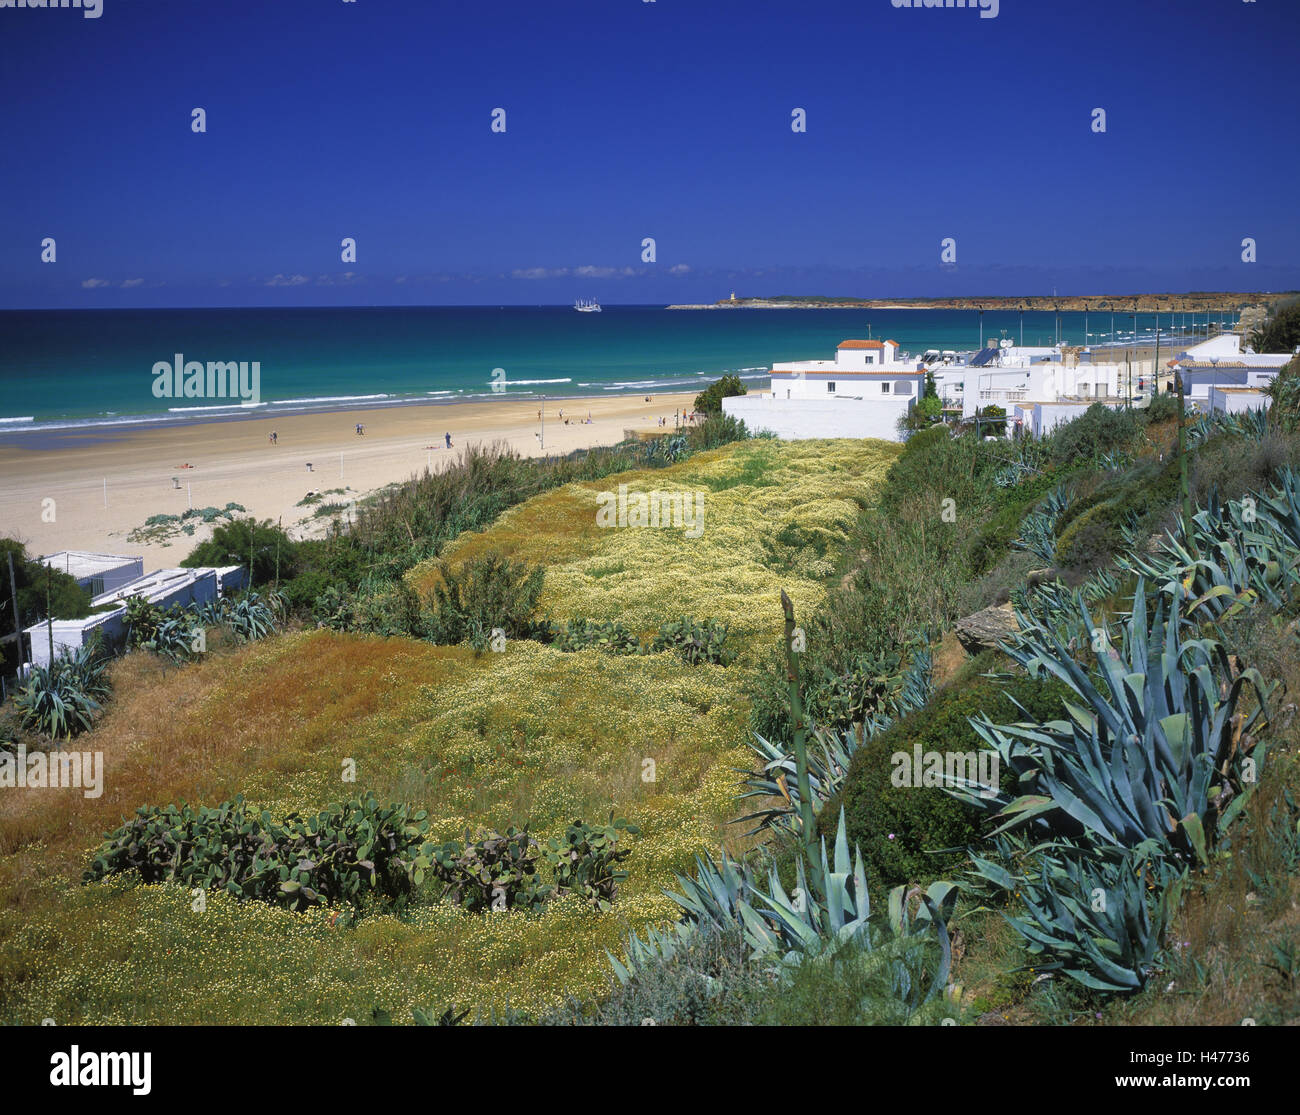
[666,292,1297,312]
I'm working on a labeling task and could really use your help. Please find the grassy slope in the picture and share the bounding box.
[0,438,898,1023]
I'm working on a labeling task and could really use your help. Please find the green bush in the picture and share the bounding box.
[182,517,298,586]
[279,568,335,614]
[541,816,640,912]
[85,794,429,913]
[424,553,545,647]
[1251,298,1300,357]
[1044,402,1142,465]
[694,374,747,415]
[650,616,734,666]
[355,579,425,639]
[1054,458,1180,573]
[822,663,1070,889]
[900,424,949,458]
[1143,392,1179,424]
[553,618,642,655]
[417,826,550,913]
[966,470,1061,575]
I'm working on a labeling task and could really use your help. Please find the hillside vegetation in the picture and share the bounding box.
[0,437,897,1022]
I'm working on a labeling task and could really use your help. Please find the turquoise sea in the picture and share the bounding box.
[0,306,1220,435]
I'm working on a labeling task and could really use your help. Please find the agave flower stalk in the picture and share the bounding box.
[780,589,818,874]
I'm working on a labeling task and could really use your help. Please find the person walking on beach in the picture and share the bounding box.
[269,430,277,445]
[356,422,365,436]
[445,431,452,449]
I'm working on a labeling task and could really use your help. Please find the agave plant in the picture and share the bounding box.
[1120,481,1300,623]
[736,645,932,835]
[971,840,1187,992]
[1013,510,1058,565]
[222,593,281,641]
[610,809,955,1011]
[14,642,112,741]
[142,609,202,662]
[1012,479,1077,566]
[955,580,1270,867]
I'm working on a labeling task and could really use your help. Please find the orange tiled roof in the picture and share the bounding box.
[838,339,884,349]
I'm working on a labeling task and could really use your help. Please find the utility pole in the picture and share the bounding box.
[7,551,22,671]
[1177,368,1192,527]
[45,560,54,667]
[539,395,545,451]
[1154,320,1161,403]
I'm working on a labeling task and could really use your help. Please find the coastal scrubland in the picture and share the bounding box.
[0,434,898,1022]
[6,341,1300,1025]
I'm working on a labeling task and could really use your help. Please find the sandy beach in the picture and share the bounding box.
[0,393,698,572]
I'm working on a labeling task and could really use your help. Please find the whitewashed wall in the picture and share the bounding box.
[724,395,911,441]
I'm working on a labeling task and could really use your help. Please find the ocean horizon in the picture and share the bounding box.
[0,304,1213,435]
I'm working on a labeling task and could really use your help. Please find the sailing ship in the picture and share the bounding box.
[574,298,601,313]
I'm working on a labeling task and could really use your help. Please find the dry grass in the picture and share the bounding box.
[0,438,895,1022]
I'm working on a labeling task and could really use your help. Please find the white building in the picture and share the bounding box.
[21,563,248,669]
[1208,385,1269,415]
[1169,333,1293,403]
[1012,400,1131,439]
[937,343,1145,419]
[39,551,143,598]
[723,339,925,441]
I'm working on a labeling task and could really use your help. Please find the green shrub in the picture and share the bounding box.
[1251,298,1300,358]
[279,569,335,614]
[85,794,429,913]
[966,471,1061,575]
[1054,458,1180,573]
[1143,392,1179,424]
[900,424,949,458]
[313,585,357,631]
[354,580,425,638]
[182,516,297,586]
[650,616,734,666]
[822,665,1070,889]
[417,827,550,913]
[1044,402,1142,465]
[553,618,641,655]
[541,816,640,911]
[694,374,747,415]
[424,552,545,646]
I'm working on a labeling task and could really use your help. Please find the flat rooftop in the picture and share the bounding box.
[40,551,141,581]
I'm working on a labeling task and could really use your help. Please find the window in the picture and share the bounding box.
[827,381,836,393]
[881,382,891,394]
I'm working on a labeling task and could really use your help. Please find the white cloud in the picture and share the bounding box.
[81,278,111,288]
[121,278,145,288]
[265,273,310,287]
[668,263,691,275]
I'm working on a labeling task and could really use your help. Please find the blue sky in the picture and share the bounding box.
[1,0,1296,307]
